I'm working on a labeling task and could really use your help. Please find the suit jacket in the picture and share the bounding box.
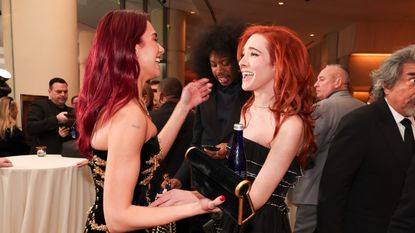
[317,98,412,233]
[27,99,73,154]
[149,101,195,198]
[387,155,415,233]
[289,91,364,205]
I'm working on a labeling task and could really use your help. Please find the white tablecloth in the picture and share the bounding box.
[0,155,96,233]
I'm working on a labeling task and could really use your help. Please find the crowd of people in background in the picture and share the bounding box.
[1,8,414,233]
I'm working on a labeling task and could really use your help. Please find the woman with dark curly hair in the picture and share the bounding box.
[164,22,250,233]
[188,22,251,158]
[171,22,251,188]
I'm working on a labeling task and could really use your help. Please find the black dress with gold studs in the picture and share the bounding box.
[84,137,161,233]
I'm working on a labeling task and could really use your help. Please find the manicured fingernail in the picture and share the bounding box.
[220,195,225,201]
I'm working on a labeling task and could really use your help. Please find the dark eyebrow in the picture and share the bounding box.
[407,72,415,76]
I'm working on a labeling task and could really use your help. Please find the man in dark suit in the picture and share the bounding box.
[388,156,415,233]
[317,44,415,233]
[149,77,194,198]
[27,77,74,154]
[289,64,364,233]
[168,22,250,233]
[171,22,250,190]
[149,77,194,233]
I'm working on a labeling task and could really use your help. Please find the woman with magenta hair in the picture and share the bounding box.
[77,10,224,233]
[216,25,316,232]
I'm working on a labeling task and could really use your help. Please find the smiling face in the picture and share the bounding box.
[239,33,275,92]
[209,51,237,87]
[135,21,165,82]
[385,62,415,116]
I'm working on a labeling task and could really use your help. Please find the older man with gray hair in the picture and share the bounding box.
[318,44,415,233]
[289,64,364,233]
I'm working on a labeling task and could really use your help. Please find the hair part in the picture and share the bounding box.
[371,44,415,99]
[238,25,316,169]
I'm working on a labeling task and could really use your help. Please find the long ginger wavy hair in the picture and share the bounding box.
[238,25,316,169]
[76,10,148,157]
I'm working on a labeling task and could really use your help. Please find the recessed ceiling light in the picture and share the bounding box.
[309,33,315,37]
[190,11,196,15]
[278,2,284,5]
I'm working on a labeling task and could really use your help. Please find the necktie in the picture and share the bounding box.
[401,118,415,153]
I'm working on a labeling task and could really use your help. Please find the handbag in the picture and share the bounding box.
[185,147,255,225]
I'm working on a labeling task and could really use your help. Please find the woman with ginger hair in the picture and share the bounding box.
[217,25,316,232]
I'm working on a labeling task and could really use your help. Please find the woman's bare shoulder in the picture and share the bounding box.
[282,114,303,128]
[112,100,147,123]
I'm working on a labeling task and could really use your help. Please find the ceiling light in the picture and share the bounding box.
[278,2,284,5]
[309,33,315,37]
[190,11,196,15]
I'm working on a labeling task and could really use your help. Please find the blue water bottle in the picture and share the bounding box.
[227,123,247,178]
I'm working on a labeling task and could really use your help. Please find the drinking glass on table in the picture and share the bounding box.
[35,146,47,157]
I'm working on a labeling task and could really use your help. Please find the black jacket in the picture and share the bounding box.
[318,98,412,233]
[0,126,30,156]
[27,99,73,154]
[149,101,195,198]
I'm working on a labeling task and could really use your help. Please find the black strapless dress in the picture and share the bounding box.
[84,137,160,233]
[216,138,302,233]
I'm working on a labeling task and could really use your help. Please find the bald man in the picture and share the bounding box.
[288,64,365,233]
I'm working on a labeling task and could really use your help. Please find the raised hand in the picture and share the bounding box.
[179,78,213,110]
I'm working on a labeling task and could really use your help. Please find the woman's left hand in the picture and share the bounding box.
[179,78,212,110]
[150,189,225,213]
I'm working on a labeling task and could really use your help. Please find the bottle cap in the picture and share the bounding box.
[233,123,243,130]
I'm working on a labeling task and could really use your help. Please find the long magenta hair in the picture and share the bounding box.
[237,25,316,169]
[76,10,147,157]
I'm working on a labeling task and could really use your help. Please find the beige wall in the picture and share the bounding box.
[78,24,95,89]
[166,9,186,83]
[348,54,390,90]
[310,21,415,93]
[4,0,79,126]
